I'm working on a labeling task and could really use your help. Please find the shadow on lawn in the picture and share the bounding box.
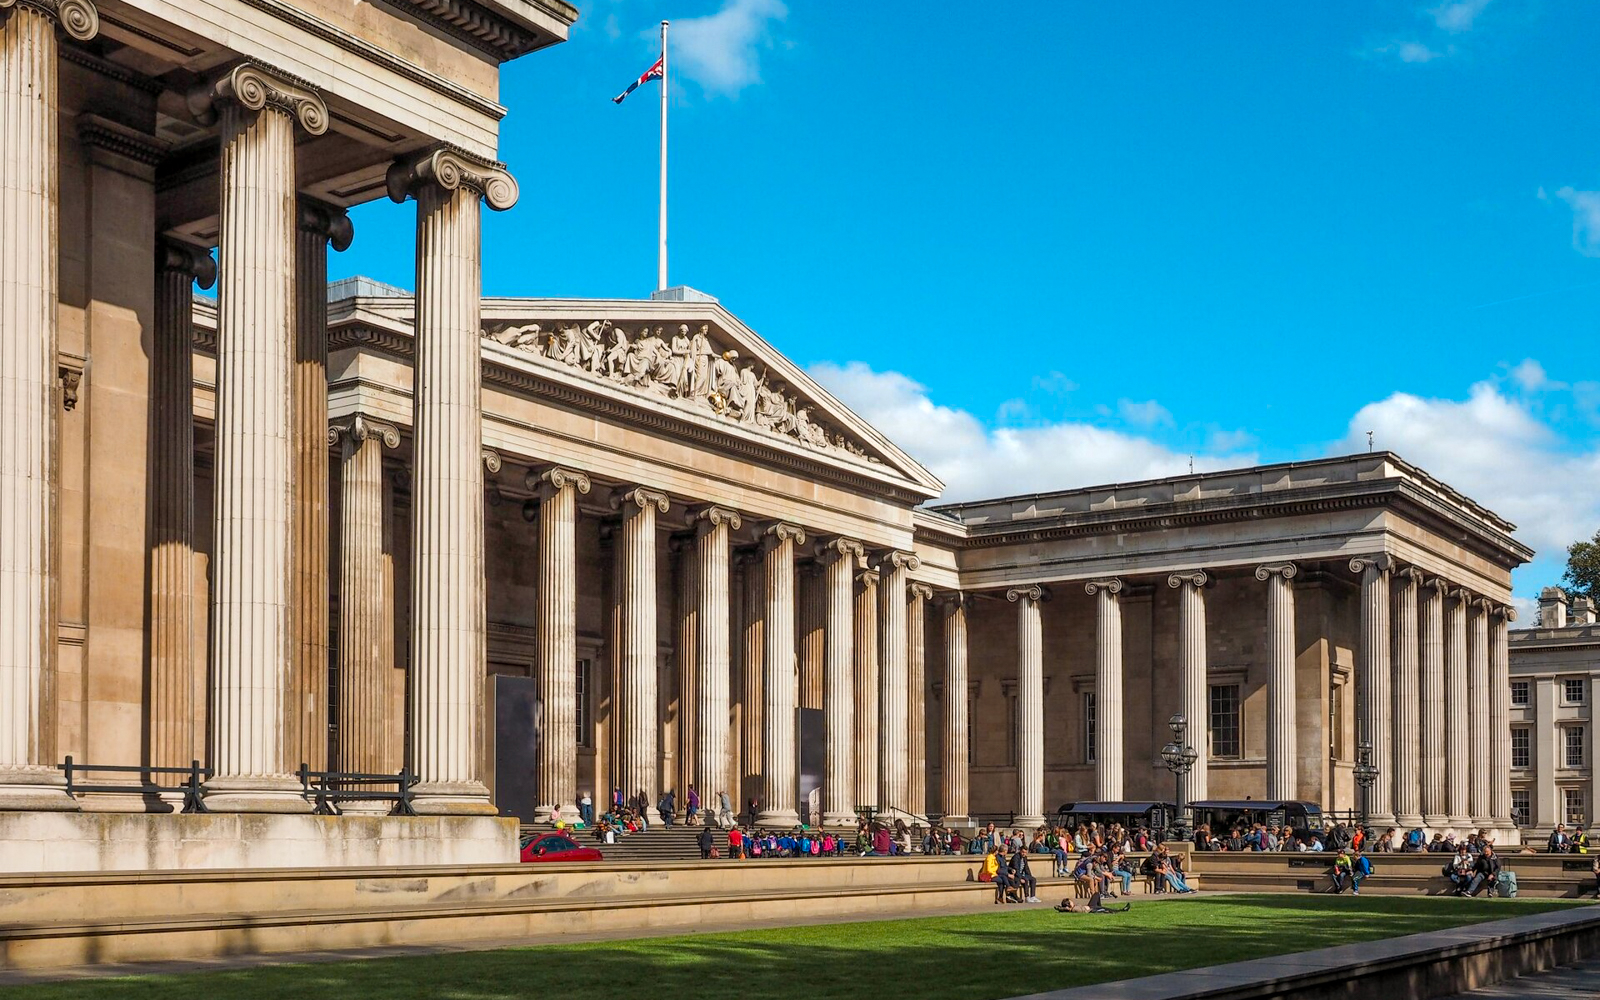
[6,896,1579,1000]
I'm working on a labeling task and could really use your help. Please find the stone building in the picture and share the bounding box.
[0,0,1535,871]
[1508,587,1600,837]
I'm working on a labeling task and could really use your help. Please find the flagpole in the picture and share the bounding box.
[658,19,669,293]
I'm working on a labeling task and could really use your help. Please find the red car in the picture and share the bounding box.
[520,832,604,863]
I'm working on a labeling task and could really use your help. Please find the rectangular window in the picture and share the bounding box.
[1565,788,1587,827]
[1566,726,1586,769]
[575,659,593,748]
[1208,684,1241,759]
[1511,789,1530,828]
[1084,692,1097,764]
[1511,681,1530,707]
[1512,727,1530,769]
[1565,679,1587,705]
[1005,696,1018,767]
[967,694,975,766]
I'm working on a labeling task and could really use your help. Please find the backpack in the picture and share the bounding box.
[1406,829,1424,849]
[1355,856,1373,876]
[1496,870,1518,897]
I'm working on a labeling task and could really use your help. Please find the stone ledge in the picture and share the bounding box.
[1009,905,1600,1000]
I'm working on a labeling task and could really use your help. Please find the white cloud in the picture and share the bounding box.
[1554,186,1600,256]
[667,0,786,96]
[1373,0,1490,64]
[1117,399,1174,428]
[1431,0,1492,32]
[1397,41,1446,62]
[1508,359,1561,393]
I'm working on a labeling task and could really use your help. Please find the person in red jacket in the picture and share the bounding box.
[728,826,745,859]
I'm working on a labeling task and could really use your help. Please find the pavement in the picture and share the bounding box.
[1440,957,1600,998]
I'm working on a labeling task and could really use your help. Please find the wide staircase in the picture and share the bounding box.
[524,823,707,863]
[1188,850,1596,897]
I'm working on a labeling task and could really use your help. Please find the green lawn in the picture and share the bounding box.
[9,895,1588,1000]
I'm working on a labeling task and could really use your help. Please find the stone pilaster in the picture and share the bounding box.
[1256,563,1298,802]
[1085,579,1125,801]
[818,538,862,826]
[0,0,95,809]
[1467,598,1492,826]
[286,199,352,775]
[759,523,805,827]
[192,64,328,812]
[1350,555,1395,826]
[738,549,764,812]
[331,416,400,794]
[149,243,214,774]
[1445,588,1471,828]
[908,582,932,816]
[938,594,970,827]
[669,533,694,800]
[1391,568,1424,828]
[853,567,880,811]
[531,467,590,821]
[612,488,668,820]
[1489,606,1515,828]
[1007,586,1046,828]
[1419,577,1447,826]
[875,550,917,813]
[1168,571,1209,807]
[694,506,739,816]
[386,145,517,815]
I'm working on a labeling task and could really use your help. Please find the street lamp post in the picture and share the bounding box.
[1353,739,1379,840]
[1160,713,1199,841]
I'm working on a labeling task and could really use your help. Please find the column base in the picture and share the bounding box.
[1367,812,1398,830]
[0,767,80,812]
[411,780,499,816]
[1395,812,1425,830]
[1470,814,1495,830]
[1447,814,1473,831]
[758,807,800,828]
[939,814,973,829]
[1015,814,1045,829]
[822,810,858,828]
[202,775,313,814]
[1422,812,1450,830]
[339,800,394,816]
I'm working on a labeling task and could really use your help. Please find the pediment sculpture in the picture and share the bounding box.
[485,320,878,463]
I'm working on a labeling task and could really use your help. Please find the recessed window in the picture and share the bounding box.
[1564,679,1587,705]
[1511,789,1530,828]
[1511,681,1530,707]
[1209,684,1241,759]
[1566,726,1586,770]
[1006,696,1019,767]
[575,659,593,748]
[1512,728,1530,769]
[967,694,975,766]
[1565,788,1587,827]
[1084,692,1097,764]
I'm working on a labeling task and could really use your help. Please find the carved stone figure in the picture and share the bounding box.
[604,327,630,378]
[577,321,608,373]
[689,324,714,398]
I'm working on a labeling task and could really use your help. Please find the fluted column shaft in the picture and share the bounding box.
[908,582,931,815]
[876,551,916,813]
[1352,557,1394,824]
[821,539,861,826]
[1169,572,1208,806]
[1489,608,1514,826]
[1391,570,1424,827]
[694,507,739,813]
[1467,600,1491,825]
[939,596,970,826]
[1445,589,1471,826]
[1258,563,1298,802]
[533,468,589,821]
[1008,586,1045,828]
[617,489,667,819]
[1087,580,1124,800]
[759,524,804,826]
[739,551,764,810]
[853,568,879,810]
[0,0,92,808]
[672,536,695,798]
[1420,579,1447,825]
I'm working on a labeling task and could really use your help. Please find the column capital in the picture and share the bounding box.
[761,522,807,549]
[387,144,518,211]
[611,486,670,514]
[480,447,502,475]
[936,591,970,613]
[1448,586,1473,604]
[187,62,328,135]
[1084,578,1123,596]
[527,465,592,499]
[871,549,919,573]
[328,414,400,451]
[297,198,354,253]
[1349,554,1394,576]
[1421,575,1449,594]
[157,239,216,289]
[0,0,98,40]
[908,582,934,602]
[857,567,880,588]
[693,505,742,533]
[1493,604,1519,623]
[1255,562,1298,582]
[816,536,864,564]
[1006,584,1048,604]
[1167,570,1209,590]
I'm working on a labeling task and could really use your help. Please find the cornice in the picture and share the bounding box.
[396,0,570,62]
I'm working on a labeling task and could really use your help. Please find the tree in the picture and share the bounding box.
[1565,530,1600,600]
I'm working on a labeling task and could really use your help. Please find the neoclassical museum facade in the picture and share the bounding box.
[0,0,1534,869]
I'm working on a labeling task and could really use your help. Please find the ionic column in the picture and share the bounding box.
[1350,555,1395,826]
[938,594,971,827]
[1257,563,1298,802]
[908,582,933,815]
[760,523,805,827]
[1419,577,1447,826]
[331,416,400,796]
[1168,571,1209,806]
[149,243,214,774]
[819,538,862,826]
[1467,598,1492,826]
[387,146,517,814]
[193,64,328,812]
[287,200,352,775]
[876,550,917,813]
[738,549,764,812]
[1391,568,1424,828]
[1085,579,1124,801]
[1445,588,1471,828]
[670,533,695,799]
[694,506,740,816]
[1489,606,1515,827]
[1007,586,1046,828]
[853,567,880,811]
[530,467,591,822]
[612,488,669,820]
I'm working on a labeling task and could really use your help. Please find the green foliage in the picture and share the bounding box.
[1566,530,1600,599]
[4,895,1582,1000]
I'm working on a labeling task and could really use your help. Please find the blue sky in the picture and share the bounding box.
[336,0,1600,605]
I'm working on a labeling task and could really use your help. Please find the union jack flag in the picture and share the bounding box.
[613,55,664,104]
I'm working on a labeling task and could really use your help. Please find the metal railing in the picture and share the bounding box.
[58,756,210,813]
[296,765,418,816]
